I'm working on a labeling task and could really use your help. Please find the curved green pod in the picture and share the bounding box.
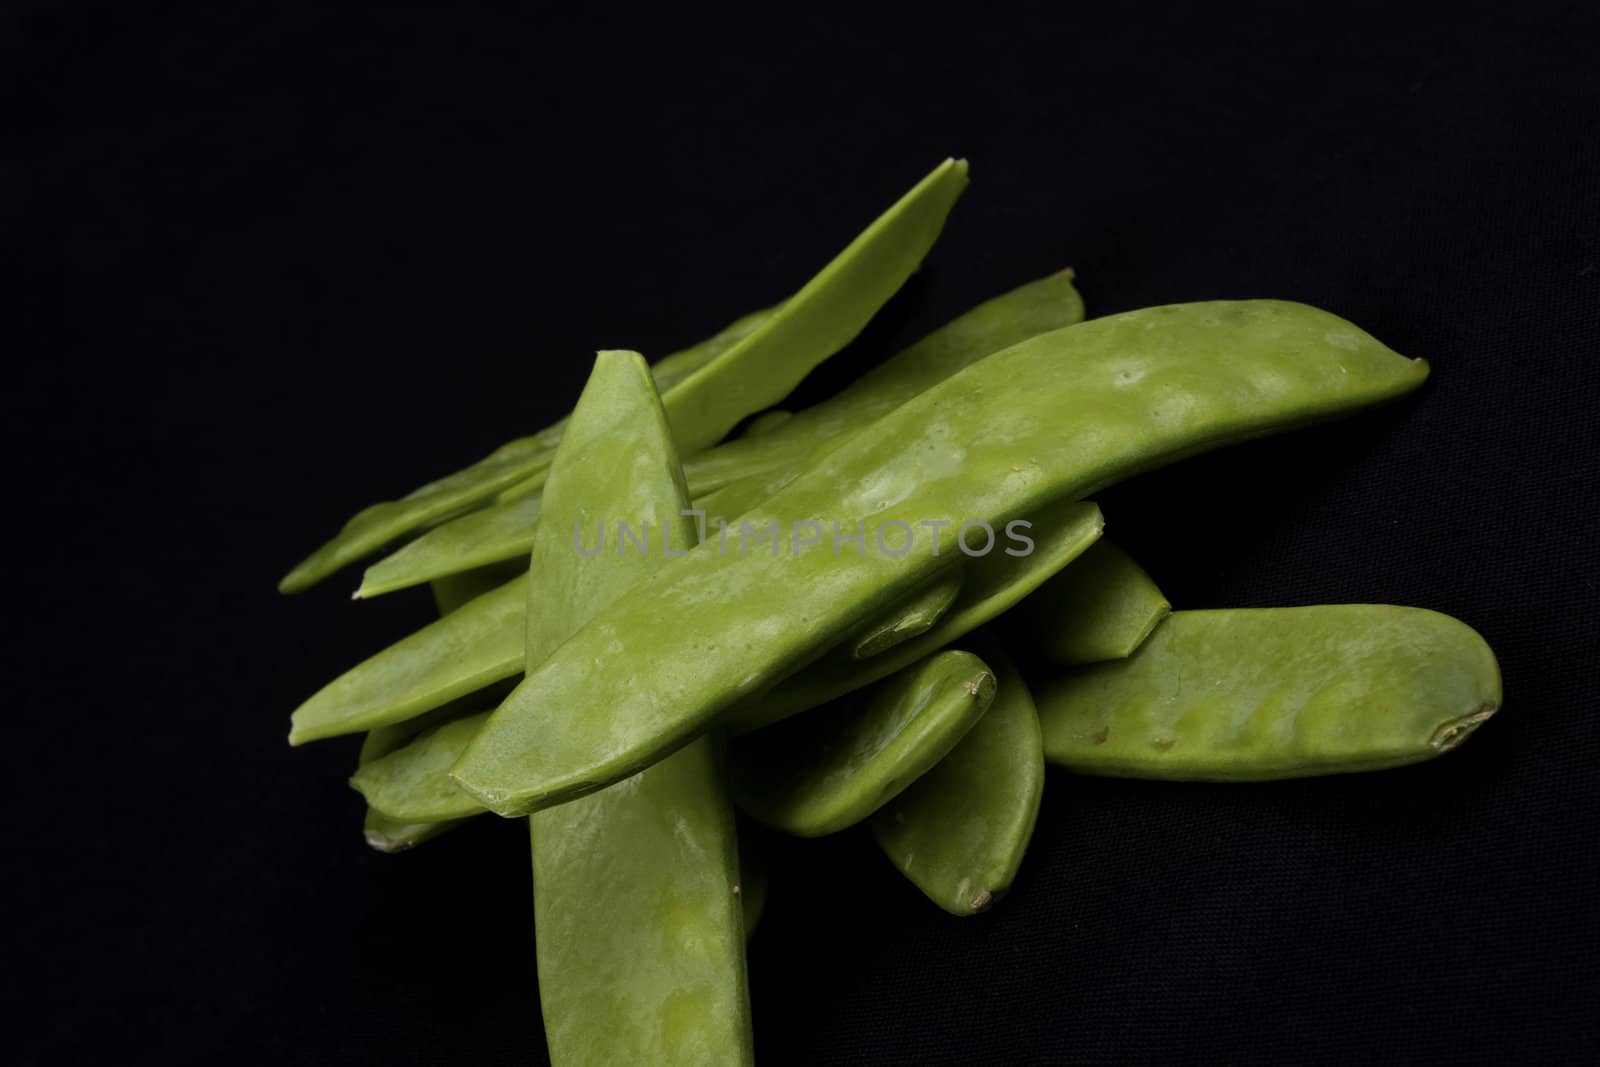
[356,267,1084,598]
[277,303,775,595]
[516,349,752,1067]
[353,711,490,823]
[1035,606,1501,780]
[429,559,527,616]
[848,565,964,659]
[358,713,468,853]
[1013,540,1170,665]
[732,650,997,837]
[287,574,526,745]
[448,299,1429,817]
[871,641,1044,915]
[658,157,967,455]
[727,497,1103,734]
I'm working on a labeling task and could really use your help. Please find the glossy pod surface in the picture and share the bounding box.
[453,300,1429,816]
[353,712,490,823]
[732,650,997,837]
[871,641,1044,915]
[729,497,1103,733]
[357,267,1085,597]
[1015,540,1170,665]
[517,350,753,1067]
[1035,605,1501,779]
[358,714,465,853]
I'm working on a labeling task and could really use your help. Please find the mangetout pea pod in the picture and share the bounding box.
[276,305,772,595]
[726,497,1103,734]
[870,640,1044,915]
[517,350,752,1067]
[358,716,465,853]
[1012,540,1170,665]
[1034,606,1501,780]
[451,300,1429,817]
[282,157,966,595]
[847,565,964,659]
[732,650,997,837]
[356,267,1085,597]
[287,575,525,744]
[353,711,490,823]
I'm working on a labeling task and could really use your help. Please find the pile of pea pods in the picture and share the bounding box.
[282,159,1502,1065]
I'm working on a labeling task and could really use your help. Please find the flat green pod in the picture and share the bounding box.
[728,498,1104,734]
[278,303,777,595]
[516,350,753,1067]
[429,558,528,616]
[848,565,964,659]
[1014,540,1170,664]
[732,650,997,837]
[358,711,468,853]
[287,574,526,745]
[356,267,1085,598]
[870,642,1044,915]
[352,711,490,823]
[1035,605,1501,780]
[450,300,1428,816]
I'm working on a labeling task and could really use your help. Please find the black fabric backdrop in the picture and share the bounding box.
[9,2,1599,1064]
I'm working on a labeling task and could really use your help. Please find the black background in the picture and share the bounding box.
[10,2,1599,1064]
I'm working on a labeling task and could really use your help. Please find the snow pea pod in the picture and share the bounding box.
[358,715,465,853]
[1013,540,1169,664]
[353,711,490,823]
[732,650,996,837]
[870,640,1043,915]
[287,575,525,745]
[356,266,1083,598]
[1035,606,1500,780]
[429,559,526,616]
[278,303,775,595]
[848,565,964,659]
[727,497,1103,734]
[450,299,1430,816]
[519,349,752,1067]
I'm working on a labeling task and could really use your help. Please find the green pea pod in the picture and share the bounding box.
[356,266,1083,598]
[1035,606,1501,780]
[870,640,1044,915]
[1012,540,1170,664]
[288,575,525,745]
[359,718,462,853]
[732,650,997,837]
[848,565,964,659]
[353,711,490,823]
[278,303,775,594]
[513,350,752,1067]
[355,693,503,852]
[740,409,793,438]
[451,300,1429,817]
[728,497,1103,733]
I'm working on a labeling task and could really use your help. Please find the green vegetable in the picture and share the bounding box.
[356,266,1084,598]
[358,717,465,853]
[1013,540,1170,664]
[727,497,1103,733]
[277,306,773,595]
[353,712,490,823]
[453,300,1429,817]
[871,640,1044,914]
[1034,606,1500,779]
[732,650,997,837]
[518,350,752,1066]
[847,565,964,659]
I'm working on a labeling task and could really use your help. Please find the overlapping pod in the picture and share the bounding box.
[1035,606,1500,779]
[453,300,1431,816]
[357,267,1085,597]
[870,640,1045,915]
[732,650,997,837]
[515,350,753,1067]
[281,159,968,593]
